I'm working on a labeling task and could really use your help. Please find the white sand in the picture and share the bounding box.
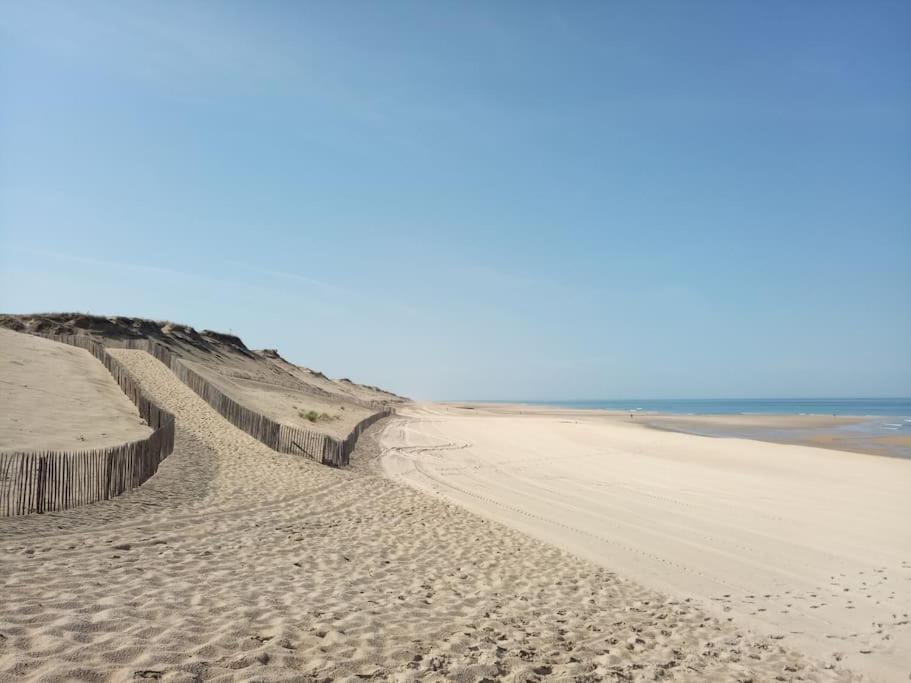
[0,329,151,451]
[0,351,858,681]
[380,404,911,682]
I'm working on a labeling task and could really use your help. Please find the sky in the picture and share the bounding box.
[1,1,909,400]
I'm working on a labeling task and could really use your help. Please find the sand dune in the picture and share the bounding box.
[0,329,151,451]
[0,350,859,681]
[0,314,407,441]
[380,404,911,682]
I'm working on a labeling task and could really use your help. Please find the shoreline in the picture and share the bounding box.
[644,416,911,461]
[441,401,911,459]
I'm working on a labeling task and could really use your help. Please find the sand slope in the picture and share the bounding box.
[0,314,408,441]
[181,358,378,440]
[0,351,857,681]
[380,404,911,682]
[0,328,151,451]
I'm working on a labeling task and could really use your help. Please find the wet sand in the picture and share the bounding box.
[644,414,911,459]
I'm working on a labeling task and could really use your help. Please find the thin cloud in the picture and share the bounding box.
[18,248,197,280]
[223,260,350,297]
[224,260,423,317]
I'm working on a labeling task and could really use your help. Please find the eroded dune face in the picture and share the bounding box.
[0,328,151,451]
[0,350,857,681]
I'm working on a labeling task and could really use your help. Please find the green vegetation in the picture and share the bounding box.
[299,409,337,423]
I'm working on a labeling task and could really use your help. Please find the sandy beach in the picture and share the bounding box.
[0,347,868,681]
[381,403,911,682]
[4,1,908,679]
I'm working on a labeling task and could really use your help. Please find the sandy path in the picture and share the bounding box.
[0,329,150,450]
[379,405,911,682]
[1,352,859,681]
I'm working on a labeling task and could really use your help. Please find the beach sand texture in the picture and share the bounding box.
[0,350,860,681]
[0,328,151,451]
[380,404,911,682]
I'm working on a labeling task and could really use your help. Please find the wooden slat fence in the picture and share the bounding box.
[104,338,392,467]
[1,330,392,516]
[0,335,175,517]
[277,409,392,466]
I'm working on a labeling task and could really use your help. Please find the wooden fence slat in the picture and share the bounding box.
[0,335,176,517]
[2,332,395,517]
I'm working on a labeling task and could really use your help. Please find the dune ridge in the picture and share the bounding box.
[0,313,407,441]
[1,314,402,469]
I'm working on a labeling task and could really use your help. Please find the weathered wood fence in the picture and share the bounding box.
[1,333,391,516]
[278,409,392,466]
[104,338,392,467]
[0,335,175,517]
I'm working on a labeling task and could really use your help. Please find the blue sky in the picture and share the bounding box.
[1,1,909,400]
